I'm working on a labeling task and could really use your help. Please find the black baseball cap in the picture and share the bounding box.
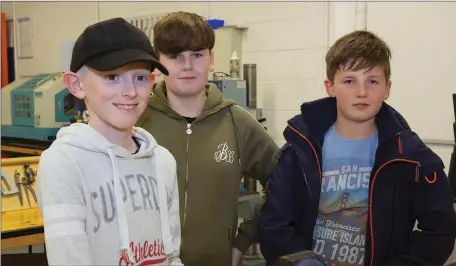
[70,17,168,75]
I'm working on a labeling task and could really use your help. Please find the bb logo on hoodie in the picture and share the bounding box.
[214,142,235,163]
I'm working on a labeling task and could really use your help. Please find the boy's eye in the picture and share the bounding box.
[344,79,354,84]
[105,74,118,81]
[192,53,202,58]
[169,55,180,60]
[136,75,149,82]
[370,80,379,84]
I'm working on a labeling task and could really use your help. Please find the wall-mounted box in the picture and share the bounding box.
[210,26,246,80]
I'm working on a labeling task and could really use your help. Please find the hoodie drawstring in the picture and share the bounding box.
[107,148,134,264]
[154,154,174,256]
[108,147,177,265]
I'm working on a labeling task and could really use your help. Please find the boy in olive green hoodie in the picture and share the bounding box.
[136,11,279,266]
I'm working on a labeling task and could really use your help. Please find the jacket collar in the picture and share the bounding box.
[285,97,444,175]
[287,97,405,147]
[147,81,236,119]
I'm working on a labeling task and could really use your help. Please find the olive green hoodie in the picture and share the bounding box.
[136,81,279,266]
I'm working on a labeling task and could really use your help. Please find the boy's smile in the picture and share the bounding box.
[113,103,139,110]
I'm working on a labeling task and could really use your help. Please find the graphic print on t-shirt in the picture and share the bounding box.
[312,125,378,266]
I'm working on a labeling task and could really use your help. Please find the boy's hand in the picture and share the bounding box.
[231,247,244,266]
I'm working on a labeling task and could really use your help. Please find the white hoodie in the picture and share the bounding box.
[37,123,183,266]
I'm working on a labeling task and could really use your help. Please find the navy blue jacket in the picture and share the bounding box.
[260,97,456,266]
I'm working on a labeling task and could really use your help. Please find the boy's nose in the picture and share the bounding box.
[121,83,138,98]
[183,57,193,70]
[356,84,368,97]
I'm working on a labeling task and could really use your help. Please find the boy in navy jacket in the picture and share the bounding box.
[259,30,456,266]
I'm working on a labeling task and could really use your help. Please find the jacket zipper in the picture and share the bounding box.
[184,123,192,226]
[287,124,323,220]
[180,112,216,230]
[174,106,224,256]
[287,124,322,181]
[181,123,193,255]
[368,158,419,266]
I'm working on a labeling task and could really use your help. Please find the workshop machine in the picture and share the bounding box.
[208,78,264,122]
[1,72,81,142]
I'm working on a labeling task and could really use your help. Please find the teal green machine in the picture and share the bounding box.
[1,72,80,141]
[208,79,264,123]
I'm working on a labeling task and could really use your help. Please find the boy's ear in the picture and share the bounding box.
[384,80,392,100]
[209,50,215,72]
[324,79,336,97]
[154,68,163,77]
[63,72,85,100]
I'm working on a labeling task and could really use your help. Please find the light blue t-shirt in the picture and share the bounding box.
[312,125,378,266]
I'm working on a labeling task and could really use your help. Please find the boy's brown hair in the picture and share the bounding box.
[153,11,215,55]
[326,30,392,83]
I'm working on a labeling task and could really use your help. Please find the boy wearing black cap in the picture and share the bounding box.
[37,18,183,266]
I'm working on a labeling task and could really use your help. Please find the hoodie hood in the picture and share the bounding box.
[54,123,157,158]
[51,123,176,263]
[148,80,236,119]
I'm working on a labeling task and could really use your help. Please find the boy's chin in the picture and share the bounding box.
[109,120,139,132]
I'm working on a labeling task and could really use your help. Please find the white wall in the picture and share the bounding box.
[1,1,14,19]
[366,2,456,172]
[1,2,455,261]
[12,2,99,77]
